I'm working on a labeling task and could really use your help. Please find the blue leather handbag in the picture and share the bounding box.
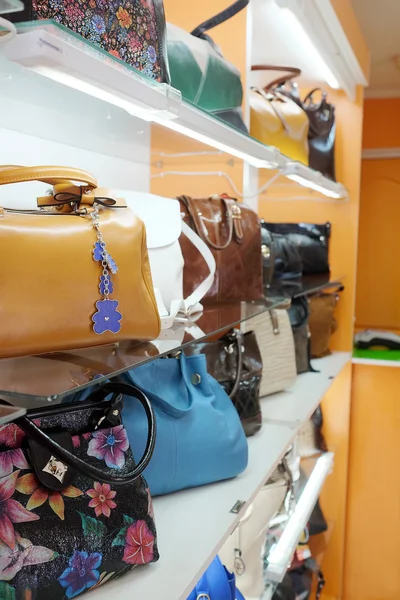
[122,352,248,496]
[187,556,245,600]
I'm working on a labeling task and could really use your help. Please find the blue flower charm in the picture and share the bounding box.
[106,254,118,275]
[92,299,122,335]
[93,242,103,262]
[99,275,114,295]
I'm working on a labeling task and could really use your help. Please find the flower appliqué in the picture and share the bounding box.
[92,299,122,335]
[58,550,102,598]
[87,426,129,470]
[123,520,154,565]
[16,473,83,521]
[0,471,39,549]
[87,483,117,518]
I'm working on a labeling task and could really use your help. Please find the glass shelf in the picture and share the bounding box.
[0,298,285,407]
[0,20,348,198]
[267,274,344,299]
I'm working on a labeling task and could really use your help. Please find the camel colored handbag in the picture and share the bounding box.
[250,65,309,164]
[178,194,263,304]
[242,309,297,397]
[309,289,341,358]
[0,166,160,358]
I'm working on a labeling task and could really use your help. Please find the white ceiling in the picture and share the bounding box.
[351,0,400,97]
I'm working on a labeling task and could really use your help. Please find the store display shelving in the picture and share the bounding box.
[0,22,348,199]
[84,352,349,600]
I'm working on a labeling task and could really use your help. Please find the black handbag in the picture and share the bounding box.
[0,382,158,599]
[264,222,331,275]
[288,297,315,374]
[261,222,302,280]
[261,226,276,287]
[303,89,336,181]
[187,329,263,437]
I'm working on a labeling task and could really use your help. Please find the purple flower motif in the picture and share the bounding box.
[58,550,102,598]
[93,241,103,262]
[99,275,114,296]
[91,14,106,34]
[147,45,157,63]
[106,254,118,274]
[0,449,29,478]
[92,299,122,335]
[88,426,129,469]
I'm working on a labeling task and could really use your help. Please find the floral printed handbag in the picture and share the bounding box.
[0,382,158,599]
[4,0,169,83]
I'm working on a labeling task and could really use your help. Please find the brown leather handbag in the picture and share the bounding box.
[0,166,160,358]
[178,195,263,304]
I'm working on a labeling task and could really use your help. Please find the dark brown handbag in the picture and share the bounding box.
[187,329,263,437]
[178,195,263,304]
[309,287,342,358]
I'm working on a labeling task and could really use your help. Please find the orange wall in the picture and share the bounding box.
[331,0,370,83]
[343,364,400,600]
[355,98,400,329]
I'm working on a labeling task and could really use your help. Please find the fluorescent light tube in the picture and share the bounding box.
[266,452,334,582]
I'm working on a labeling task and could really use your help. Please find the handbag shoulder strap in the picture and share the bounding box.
[15,382,155,487]
[0,165,97,188]
[180,221,216,311]
[190,0,249,37]
[225,329,244,399]
[251,65,301,90]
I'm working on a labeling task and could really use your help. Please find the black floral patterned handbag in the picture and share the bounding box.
[4,0,169,83]
[0,382,158,599]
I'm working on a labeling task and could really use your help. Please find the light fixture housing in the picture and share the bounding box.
[275,0,368,99]
[281,161,347,199]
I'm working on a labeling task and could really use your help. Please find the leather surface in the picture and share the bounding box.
[265,222,331,275]
[242,309,297,397]
[187,330,263,436]
[250,88,309,165]
[289,297,312,374]
[269,231,303,279]
[179,195,263,303]
[309,293,338,358]
[123,353,248,496]
[304,93,336,181]
[0,165,97,188]
[0,170,160,357]
[261,225,275,286]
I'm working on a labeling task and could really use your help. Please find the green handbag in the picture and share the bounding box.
[167,0,249,132]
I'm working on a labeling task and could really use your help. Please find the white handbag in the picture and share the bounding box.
[219,464,291,599]
[242,309,297,397]
[118,191,216,329]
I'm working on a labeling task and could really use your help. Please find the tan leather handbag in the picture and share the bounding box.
[250,65,309,165]
[178,194,263,304]
[0,166,160,358]
[309,289,341,358]
[242,308,297,397]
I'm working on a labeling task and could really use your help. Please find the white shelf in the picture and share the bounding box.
[88,353,347,600]
[352,357,400,368]
[261,352,350,425]
[1,24,348,198]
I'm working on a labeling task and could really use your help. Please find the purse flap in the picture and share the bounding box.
[114,190,181,249]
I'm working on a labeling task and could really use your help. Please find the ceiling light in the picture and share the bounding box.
[275,0,367,99]
[282,162,347,199]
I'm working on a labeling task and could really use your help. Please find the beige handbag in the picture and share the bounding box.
[243,309,297,397]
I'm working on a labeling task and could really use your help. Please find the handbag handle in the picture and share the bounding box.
[251,65,301,90]
[191,0,249,37]
[225,329,244,399]
[0,165,98,188]
[180,196,242,250]
[15,382,156,488]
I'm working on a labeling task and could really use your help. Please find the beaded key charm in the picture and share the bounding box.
[91,206,122,335]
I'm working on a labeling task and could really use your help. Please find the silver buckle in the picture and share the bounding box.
[197,595,211,600]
